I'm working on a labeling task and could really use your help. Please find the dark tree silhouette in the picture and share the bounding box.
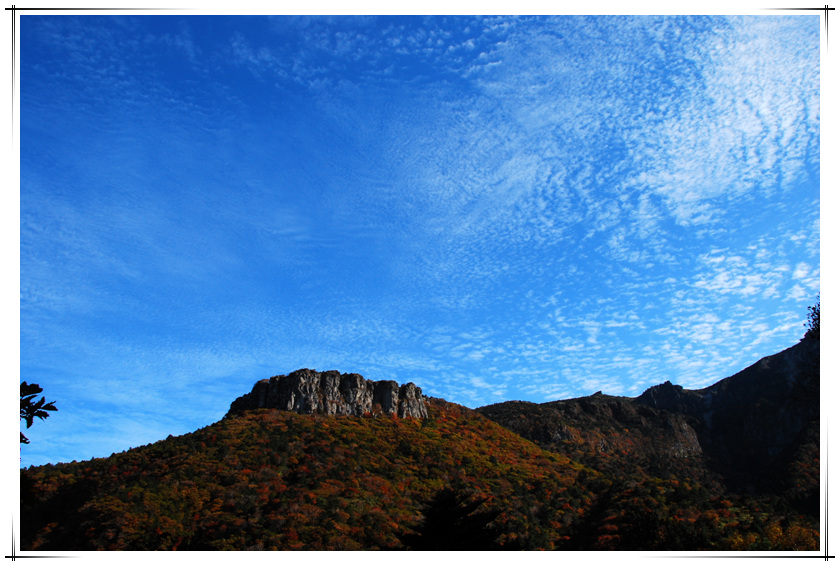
[20,382,57,444]
[804,297,819,341]
[400,486,508,550]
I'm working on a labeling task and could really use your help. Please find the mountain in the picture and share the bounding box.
[20,398,602,550]
[19,337,819,551]
[636,337,819,494]
[477,337,819,505]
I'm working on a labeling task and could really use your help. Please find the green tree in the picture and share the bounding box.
[20,382,57,444]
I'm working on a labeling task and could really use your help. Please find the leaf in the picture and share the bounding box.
[21,383,57,430]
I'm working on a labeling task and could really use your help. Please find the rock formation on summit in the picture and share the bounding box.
[227,369,429,419]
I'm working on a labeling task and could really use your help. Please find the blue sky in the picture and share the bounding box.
[17,13,822,467]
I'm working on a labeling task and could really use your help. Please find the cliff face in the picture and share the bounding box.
[635,337,819,483]
[479,337,819,494]
[227,369,429,419]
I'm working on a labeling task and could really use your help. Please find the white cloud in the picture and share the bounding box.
[787,284,807,300]
[793,262,810,280]
[625,17,818,226]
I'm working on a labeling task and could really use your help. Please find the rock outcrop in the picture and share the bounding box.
[480,336,818,493]
[635,337,819,482]
[227,369,429,419]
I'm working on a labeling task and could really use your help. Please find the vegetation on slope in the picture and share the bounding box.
[20,396,818,551]
[21,400,600,551]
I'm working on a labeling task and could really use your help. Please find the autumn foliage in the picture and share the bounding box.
[20,398,818,551]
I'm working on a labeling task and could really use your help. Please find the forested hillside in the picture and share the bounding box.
[21,400,601,550]
[21,397,818,551]
[20,335,820,551]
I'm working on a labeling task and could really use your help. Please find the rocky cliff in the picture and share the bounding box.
[227,369,429,419]
[635,337,819,487]
[479,336,819,494]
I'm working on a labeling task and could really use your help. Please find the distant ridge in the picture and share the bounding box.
[227,369,429,419]
[478,336,819,494]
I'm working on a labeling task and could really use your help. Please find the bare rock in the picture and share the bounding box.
[228,369,428,419]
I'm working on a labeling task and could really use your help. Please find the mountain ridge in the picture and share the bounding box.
[20,336,820,550]
[477,337,819,496]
